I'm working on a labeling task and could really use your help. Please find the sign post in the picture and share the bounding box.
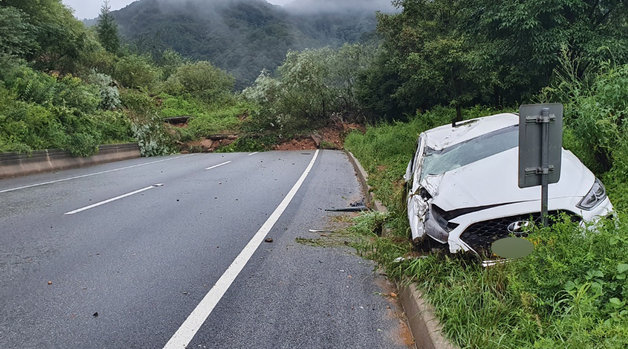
[518,104,563,226]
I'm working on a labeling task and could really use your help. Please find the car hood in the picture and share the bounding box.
[425,148,595,211]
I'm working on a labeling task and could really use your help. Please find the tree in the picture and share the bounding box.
[473,0,628,104]
[360,0,628,121]
[158,49,187,79]
[3,0,88,72]
[97,1,120,54]
[164,61,234,102]
[113,54,161,89]
[369,0,495,122]
[0,6,37,58]
[243,45,374,129]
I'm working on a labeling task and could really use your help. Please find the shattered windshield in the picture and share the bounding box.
[420,126,518,180]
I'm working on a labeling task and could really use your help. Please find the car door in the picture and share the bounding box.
[407,135,429,241]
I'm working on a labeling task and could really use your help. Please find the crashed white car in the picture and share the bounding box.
[404,113,614,255]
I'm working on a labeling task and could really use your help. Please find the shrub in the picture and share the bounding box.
[5,64,57,105]
[87,72,121,110]
[0,63,133,156]
[53,74,100,114]
[0,89,64,153]
[131,120,172,157]
[164,61,234,102]
[120,89,158,115]
[158,93,207,118]
[113,54,161,89]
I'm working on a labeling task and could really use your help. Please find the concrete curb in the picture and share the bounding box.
[0,143,140,179]
[343,150,387,212]
[344,150,455,349]
[399,283,456,349]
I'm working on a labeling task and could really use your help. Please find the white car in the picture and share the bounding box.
[404,113,614,255]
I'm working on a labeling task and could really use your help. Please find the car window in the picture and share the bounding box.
[420,125,518,180]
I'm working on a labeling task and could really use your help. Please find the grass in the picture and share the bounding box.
[344,106,628,348]
[158,93,250,137]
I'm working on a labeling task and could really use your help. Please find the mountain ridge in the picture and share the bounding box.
[108,0,392,87]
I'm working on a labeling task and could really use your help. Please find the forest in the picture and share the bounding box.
[109,0,388,86]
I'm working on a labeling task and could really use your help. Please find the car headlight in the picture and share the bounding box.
[577,178,607,210]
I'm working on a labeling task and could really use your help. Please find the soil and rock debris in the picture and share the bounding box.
[173,120,365,153]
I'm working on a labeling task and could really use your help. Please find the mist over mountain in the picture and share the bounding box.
[109,0,392,87]
[284,0,394,14]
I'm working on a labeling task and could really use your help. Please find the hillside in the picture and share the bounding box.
[110,0,391,87]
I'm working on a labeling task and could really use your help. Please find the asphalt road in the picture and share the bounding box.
[0,151,412,349]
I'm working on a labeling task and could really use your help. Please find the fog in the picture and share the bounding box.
[63,0,395,19]
[284,0,395,14]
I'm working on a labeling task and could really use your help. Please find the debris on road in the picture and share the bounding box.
[308,229,333,233]
[47,281,52,285]
[325,206,368,212]
[350,199,365,207]
[325,198,369,212]
[264,238,274,243]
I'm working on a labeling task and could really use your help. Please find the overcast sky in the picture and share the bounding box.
[61,0,294,19]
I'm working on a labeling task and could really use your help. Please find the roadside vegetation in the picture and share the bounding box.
[344,39,628,349]
[0,0,377,155]
[342,1,627,348]
[0,1,253,156]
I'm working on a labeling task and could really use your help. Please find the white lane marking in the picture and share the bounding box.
[0,155,194,194]
[248,152,259,156]
[205,161,231,170]
[163,149,320,349]
[64,184,164,215]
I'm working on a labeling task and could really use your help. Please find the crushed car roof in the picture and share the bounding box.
[423,113,519,151]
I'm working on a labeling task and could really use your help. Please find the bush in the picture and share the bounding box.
[542,62,628,174]
[164,61,234,102]
[4,64,57,105]
[87,72,121,110]
[0,88,64,153]
[131,119,173,157]
[567,64,628,173]
[120,89,158,115]
[53,74,100,114]
[217,134,281,153]
[0,63,133,156]
[113,54,161,89]
[158,93,208,118]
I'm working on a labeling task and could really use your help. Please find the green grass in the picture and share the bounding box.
[158,94,250,137]
[344,106,628,348]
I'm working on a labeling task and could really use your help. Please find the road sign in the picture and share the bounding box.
[518,103,563,225]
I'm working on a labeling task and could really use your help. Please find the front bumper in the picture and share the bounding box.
[412,196,614,254]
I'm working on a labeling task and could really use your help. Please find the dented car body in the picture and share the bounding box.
[404,113,614,255]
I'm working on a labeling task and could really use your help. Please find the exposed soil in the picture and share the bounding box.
[174,120,366,153]
[273,121,365,151]
[273,137,317,150]
[181,137,236,153]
